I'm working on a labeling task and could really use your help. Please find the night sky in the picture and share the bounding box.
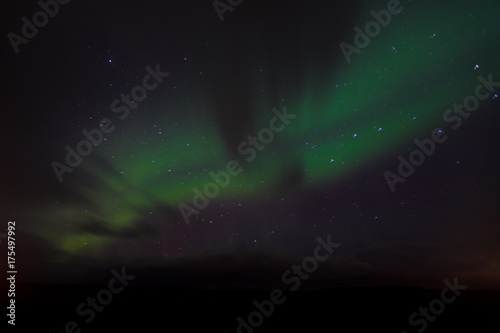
[1,0,500,330]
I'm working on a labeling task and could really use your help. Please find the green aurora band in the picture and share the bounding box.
[33,0,500,255]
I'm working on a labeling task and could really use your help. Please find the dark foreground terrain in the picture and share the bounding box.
[7,283,500,332]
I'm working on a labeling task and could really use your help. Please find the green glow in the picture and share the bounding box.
[38,1,500,256]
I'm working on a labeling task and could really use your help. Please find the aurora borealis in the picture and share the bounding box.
[2,0,500,331]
